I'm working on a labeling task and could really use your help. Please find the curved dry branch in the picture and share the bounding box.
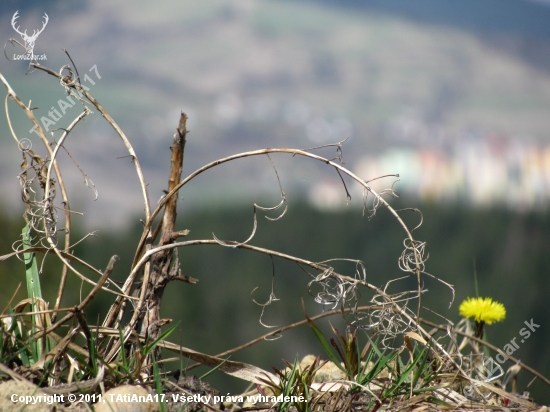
[211,158,287,248]
[128,240,409,329]
[30,62,151,221]
[122,236,466,384]
[184,304,383,372]
[27,255,120,341]
[0,247,135,300]
[128,147,428,327]
[134,148,419,268]
[43,108,92,316]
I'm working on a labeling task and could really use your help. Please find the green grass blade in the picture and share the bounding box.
[306,315,347,375]
[143,323,179,356]
[22,220,42,302]
[411,345,431,388]
[359,351,397,385]
[357,338,377,378]
[426,396,454,408]
[22,220,44,362]
[412,383,451,394]
[117,327,131,373]
[384,346,428,398]
[89,334,99,376]
[278,356,299,411]
[152,352,166,412]
[8,311,30,366]
[368,335,384,358]
[200,357,230,380]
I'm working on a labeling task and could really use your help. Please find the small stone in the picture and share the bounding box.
[299,354,347,382]
[0,379,70,412]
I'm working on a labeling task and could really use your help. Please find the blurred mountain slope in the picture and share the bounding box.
[0,0,549,227]
[308,0,550,72]
[310,0,550,37]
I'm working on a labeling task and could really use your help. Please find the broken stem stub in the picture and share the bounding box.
[139,113,188,353]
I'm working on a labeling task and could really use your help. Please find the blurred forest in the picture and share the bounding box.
[1,202,549,402]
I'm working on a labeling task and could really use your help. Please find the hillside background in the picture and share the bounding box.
[1,0,549,404]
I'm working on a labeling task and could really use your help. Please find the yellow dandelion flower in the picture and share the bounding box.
[459,297,506,325]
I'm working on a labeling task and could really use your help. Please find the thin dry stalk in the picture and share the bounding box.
[27,255,119,340]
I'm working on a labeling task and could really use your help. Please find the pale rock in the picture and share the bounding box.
[0,379,71,412]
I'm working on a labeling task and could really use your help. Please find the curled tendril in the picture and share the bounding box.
[17,150,59,249]
[250,256,281,335]
[59,64,78,87]
[213,155,287,248]
[399,238,429,273]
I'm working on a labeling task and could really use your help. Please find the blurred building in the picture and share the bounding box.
[351,132,550,210]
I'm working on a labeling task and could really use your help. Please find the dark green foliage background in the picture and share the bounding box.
[1,203,549,402]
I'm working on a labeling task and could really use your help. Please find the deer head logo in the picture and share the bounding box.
[11,11,49,55]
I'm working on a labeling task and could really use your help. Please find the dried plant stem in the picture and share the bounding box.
[44,108,91,318]
[0,247,132,299]
[102,114,188,363]
[140,113,187,350]
[1,74,86,305]
[0,307,75,319]
[30,63,151,221]
[155,240,384,292]
[128,238,459,381]
[131,147,425,321]
[28,255,119,340]
[134,149,423,289]
[184,305,383,372]
[420,318,550,388]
